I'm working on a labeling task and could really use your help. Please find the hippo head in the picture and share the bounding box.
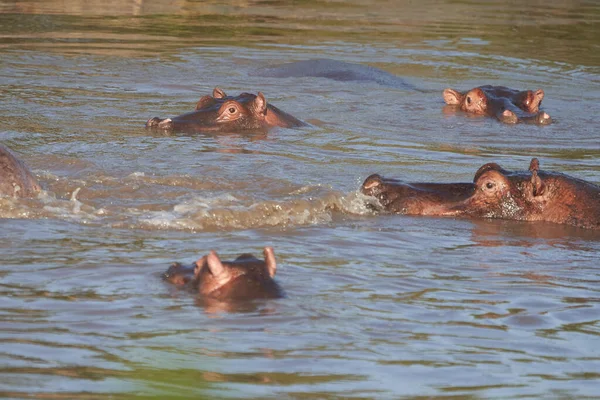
[362,159,600,229]
[163,247,280,301]
[443,86,549,125]
[146,87,304,133]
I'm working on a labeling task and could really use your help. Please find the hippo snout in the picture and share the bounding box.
[145,117,173,130]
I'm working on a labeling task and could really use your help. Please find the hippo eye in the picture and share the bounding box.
[228,107,237,114]
[485,182,495,189]
[466,96,472,105]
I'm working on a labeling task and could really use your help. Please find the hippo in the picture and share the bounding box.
[0,144,41,198]
[443,85,551,125]
[361,159,600,230]
[163,246,283,300]
[146,87,305,133]
[253,58,416,90]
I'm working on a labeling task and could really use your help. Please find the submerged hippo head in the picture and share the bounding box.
[0,144,41,198]
[164,246,283,300]
[443,85,550,125]
[146,87,305,134]
[362,159,600,229]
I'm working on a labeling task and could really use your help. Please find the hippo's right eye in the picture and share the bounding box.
[228,107,236,114]
[466,96,472,105]
[486,182,495,189]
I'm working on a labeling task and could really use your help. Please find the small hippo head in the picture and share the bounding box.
[443,85,550,125]
[146,87,304,133]
[362,159,600,229]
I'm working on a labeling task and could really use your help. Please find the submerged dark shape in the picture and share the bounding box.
[361,159,600,229]
[0,144,41,198]
[164,247,283,300]
[254,58,416,90]
[146,87,305,133]
[443,85,551,125]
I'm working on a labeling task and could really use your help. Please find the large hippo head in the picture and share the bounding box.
[0,144,41,198]
[164,246,283,300]
[362,159,600,229]
[146,87,305,133]
[443,85,551,125]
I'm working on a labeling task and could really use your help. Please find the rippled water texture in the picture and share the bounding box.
[1,1,600,398]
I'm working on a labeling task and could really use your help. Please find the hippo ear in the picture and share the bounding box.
[443,88,463,105]
[528,158,540,172]
[213,87,227,99]
[529,158,545,197]
[206,250,230,279]
[251,92,268,116]
[263,246,277,278]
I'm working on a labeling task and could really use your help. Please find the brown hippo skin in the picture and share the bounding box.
[163,247,283,300]
[0,144,41,198]
[146,87,305,133]
[361,159,600,230]
[443,85,551,125]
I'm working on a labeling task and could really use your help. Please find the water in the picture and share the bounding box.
[1,1,600,398]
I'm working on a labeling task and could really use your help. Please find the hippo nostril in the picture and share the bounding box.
[537,112,552,125]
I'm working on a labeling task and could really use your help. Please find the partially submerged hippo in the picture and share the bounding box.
[254,58,416,90]
[164,247,283,300]
[146,87,305,134]
[362,159,600,229]
[0,144,41,198]
[443,85,551,125]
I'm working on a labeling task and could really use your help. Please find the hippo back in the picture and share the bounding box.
[0,144,41,198]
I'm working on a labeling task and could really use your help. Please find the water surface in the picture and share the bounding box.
[1,0,600,398]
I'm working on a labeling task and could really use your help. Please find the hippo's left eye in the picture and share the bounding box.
[228,107,237,114]
[486,182,495,189]
[466,96,472,105]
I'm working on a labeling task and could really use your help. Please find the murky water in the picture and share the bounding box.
[1,0,600,398]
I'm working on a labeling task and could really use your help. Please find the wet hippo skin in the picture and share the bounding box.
[0,144,41,198]
[443,85,551,125]
[164,246,283,300]
[362,159,600,229]
[146,87,305,134]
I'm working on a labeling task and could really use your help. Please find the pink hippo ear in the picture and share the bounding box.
[206,251,228,277]
[213,87,227,99]
[251,92,268,116]
[528,158,546,196]
[443,88,464,105]
[263,246,277,278]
